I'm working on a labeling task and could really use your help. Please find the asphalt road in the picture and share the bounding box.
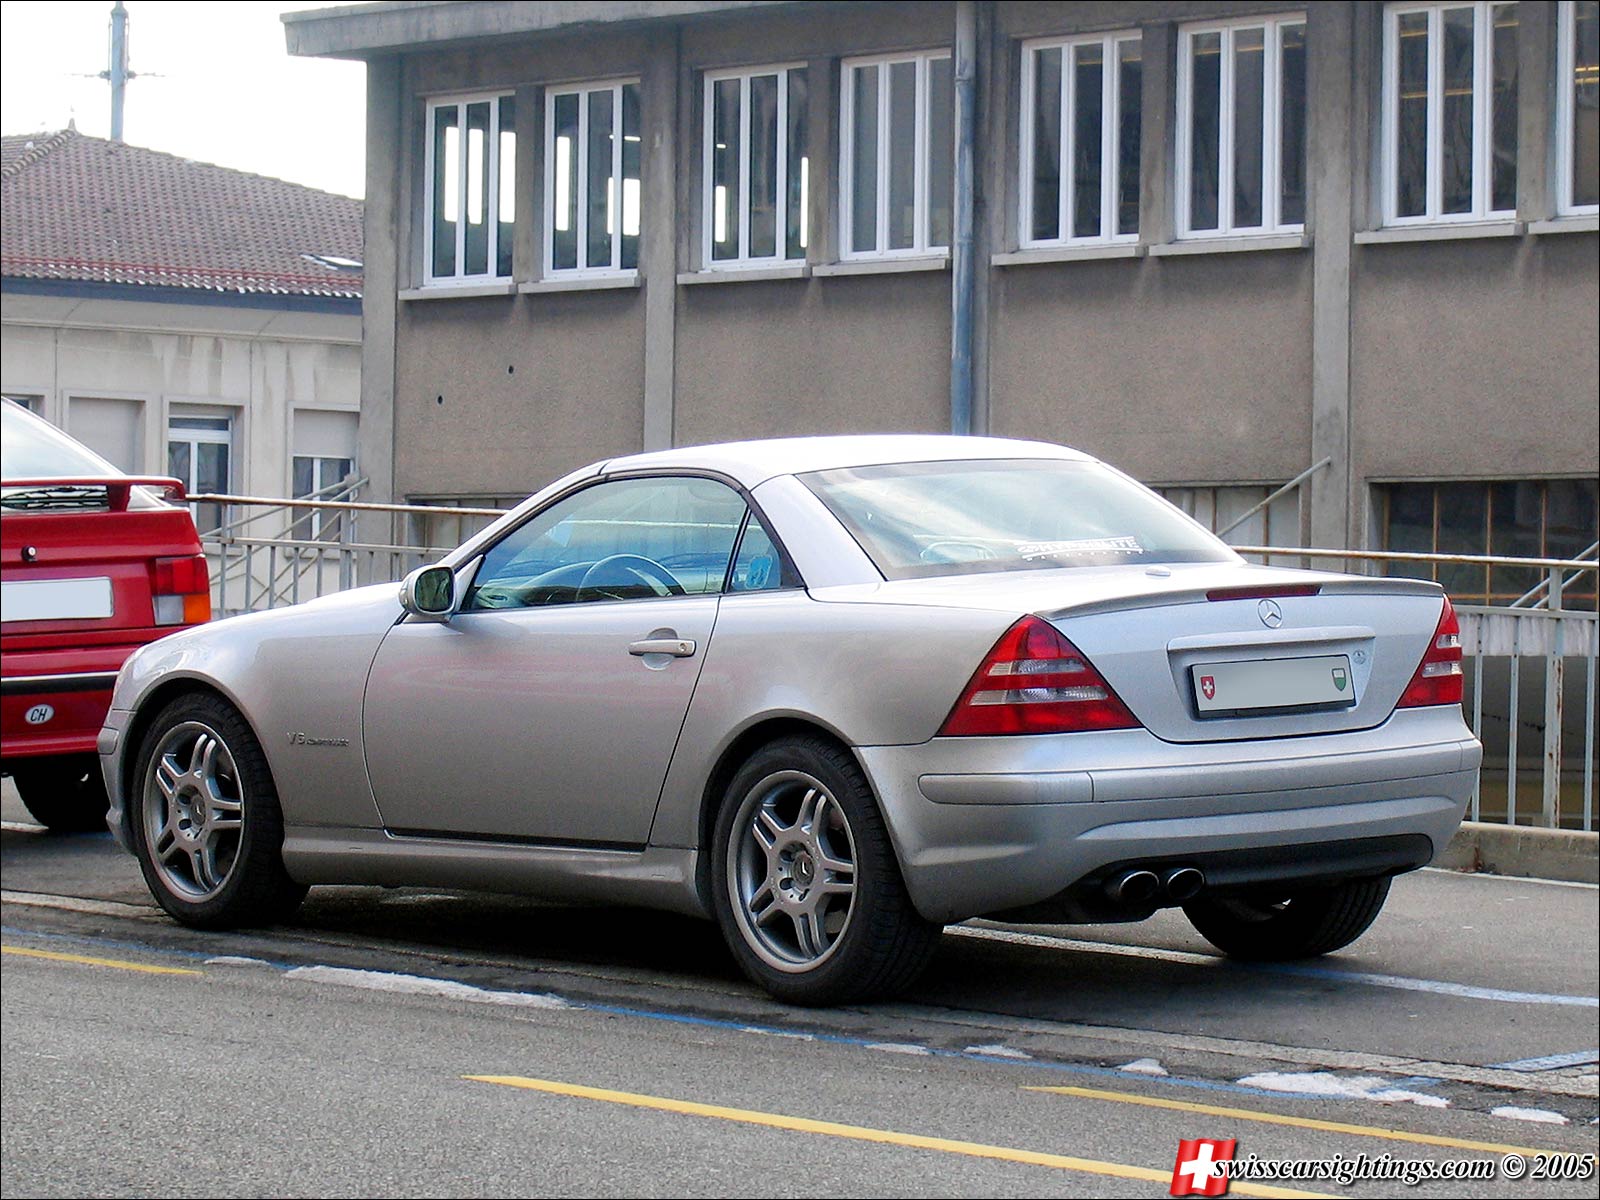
[3,781,1596,1198]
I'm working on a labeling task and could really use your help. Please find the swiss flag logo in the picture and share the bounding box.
[1170,1138,1235,1195]
[1200,675,1216,701]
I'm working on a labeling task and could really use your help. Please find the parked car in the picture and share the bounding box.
[97,436,1479,1004]
[2,398,210,831]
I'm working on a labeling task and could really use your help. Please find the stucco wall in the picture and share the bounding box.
[674,273,950,446]
[1,293,360,497]
[1350,235,1600,482]
[393,291,647,499]
[989,252,1315,483]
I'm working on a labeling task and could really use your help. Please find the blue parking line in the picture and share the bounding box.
[1,923,1365,1102]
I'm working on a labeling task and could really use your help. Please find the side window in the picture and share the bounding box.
[465,476,746,610]
[729,513,789,592]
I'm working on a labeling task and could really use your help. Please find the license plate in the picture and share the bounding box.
[1192,654,1354,715]
[0,577,114,623]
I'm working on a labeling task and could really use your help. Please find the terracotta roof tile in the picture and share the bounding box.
[1,128,362,299]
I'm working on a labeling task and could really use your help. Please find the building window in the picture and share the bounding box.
[1021,32,1141,245]
[1382,2,1519,225]
[425,93,515,283]
[1378,479,1598,609]
[167,414,232,536]
[1158,484,1303,549]
[1560,0,1600,213]
[292,456,354,541]
[1177,14,1307,237]
[841,51,953,257]
[546,80,641,274]
[703,66,809,266]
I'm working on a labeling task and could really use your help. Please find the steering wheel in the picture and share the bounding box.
[574,554,686,602]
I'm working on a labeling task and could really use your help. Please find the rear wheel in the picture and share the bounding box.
[1183,877,1392,961]
[129,693,306,929]
[711,735,940,1006]
[10,755,109,833]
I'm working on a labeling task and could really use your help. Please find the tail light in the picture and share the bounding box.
[1397,596,1463,708]
[152,554,211,626]
[940,615,1141,736]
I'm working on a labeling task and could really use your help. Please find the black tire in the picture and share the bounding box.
[10,755,109,833]
[1183,876,1392,961]
[129,693,307,929]
[710,735,941,1006]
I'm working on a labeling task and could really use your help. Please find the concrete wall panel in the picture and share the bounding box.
[1351,236,1600,481]
[674,273,950,445]
[393,293,646,498]
[988,253,1315,483]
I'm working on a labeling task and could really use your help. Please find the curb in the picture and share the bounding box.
[1433,821,1599,885]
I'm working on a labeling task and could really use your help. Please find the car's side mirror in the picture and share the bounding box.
[399,564,457,622]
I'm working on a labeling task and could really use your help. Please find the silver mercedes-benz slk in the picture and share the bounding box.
[98,436,1480,1005]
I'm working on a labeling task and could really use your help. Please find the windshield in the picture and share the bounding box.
[1,400,123,480]
[801,458,1234,580]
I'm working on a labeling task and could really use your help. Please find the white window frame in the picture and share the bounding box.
[166,409,234,533]
[839,49,952,259]
[701,64,808,269]
[423,92,514,285]
[1380,2,1518,226]
[544,77,641,277]
[1558,0,1600,215]
[1019,31,1142,248]
[1176,13,1307,239]
[292,453,355,540]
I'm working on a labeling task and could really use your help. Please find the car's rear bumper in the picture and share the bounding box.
[857,705,1481,924]
[0,641,151,762]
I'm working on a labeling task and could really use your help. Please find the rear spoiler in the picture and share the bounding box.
[1,476,187,512]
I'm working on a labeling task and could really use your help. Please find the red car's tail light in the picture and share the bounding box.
[152,554,211,626]
[939,615,1141,736]
[1397,596,1463,708]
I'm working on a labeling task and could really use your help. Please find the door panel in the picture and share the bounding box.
[362,595,719,845]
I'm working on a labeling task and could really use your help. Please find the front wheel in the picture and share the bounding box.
[710,736,940,1006]
[1182,877,1392,961]
[129,693,307,929]
[10,755,109,833]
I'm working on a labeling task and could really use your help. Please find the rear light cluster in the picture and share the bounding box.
[1397,597,1463,708]
[940,616,1140,736]
[152,554,211,626]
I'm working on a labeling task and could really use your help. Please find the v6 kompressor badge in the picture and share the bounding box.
[287,732,350,747]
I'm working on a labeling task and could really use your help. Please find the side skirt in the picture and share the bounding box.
[281,826,709,919]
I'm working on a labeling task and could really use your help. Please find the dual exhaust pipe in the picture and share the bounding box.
[1104,865,1205,906]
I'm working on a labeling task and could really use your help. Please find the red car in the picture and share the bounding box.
[1,398,211,831]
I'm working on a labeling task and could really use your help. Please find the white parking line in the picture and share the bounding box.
[950,925,1599,1008]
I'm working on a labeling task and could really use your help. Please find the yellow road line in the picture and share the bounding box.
[1025,1083,1563,1157]
[468,1074,1333,1198]
[1,944,202,977]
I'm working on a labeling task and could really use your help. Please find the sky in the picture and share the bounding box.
[0,1,368,198]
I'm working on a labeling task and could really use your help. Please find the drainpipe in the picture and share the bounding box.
[950,0,977,436]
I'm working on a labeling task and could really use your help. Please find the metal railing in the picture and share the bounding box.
[188,494,1597,833]
[194,489,506,616]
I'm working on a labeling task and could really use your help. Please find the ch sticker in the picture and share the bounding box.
[24,704,55,725]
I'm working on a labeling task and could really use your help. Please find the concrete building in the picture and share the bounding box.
[1,128,363,536]
[286,0,1597,607]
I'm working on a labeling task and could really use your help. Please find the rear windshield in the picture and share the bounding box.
[801,459,1233,580]
[1,401,122,480]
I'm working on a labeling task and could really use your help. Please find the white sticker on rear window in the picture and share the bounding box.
[1016,536,1145,559]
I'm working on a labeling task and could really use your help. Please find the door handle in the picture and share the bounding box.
[629,638,696,657]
